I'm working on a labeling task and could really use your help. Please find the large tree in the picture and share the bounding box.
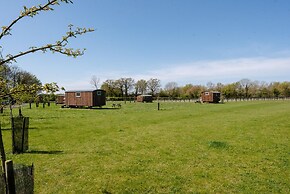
[147,78,161,96]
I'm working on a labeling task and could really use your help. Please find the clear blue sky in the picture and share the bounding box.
[1,0,290,90]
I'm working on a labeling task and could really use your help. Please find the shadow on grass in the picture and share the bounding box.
[0,128,11,131]
[208,141,229,149]
[26,150,64,155]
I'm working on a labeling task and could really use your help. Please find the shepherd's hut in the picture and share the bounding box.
[65,89,106,107]
[136,95,153,103]
[201,91,221,103]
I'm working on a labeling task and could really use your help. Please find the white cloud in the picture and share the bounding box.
[61,56,290,90]
[141,57,290,84]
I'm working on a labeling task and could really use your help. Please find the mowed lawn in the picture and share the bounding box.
[1,100,290,193]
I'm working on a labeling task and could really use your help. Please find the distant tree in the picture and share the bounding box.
[147,78,161,96]
[206,81,215,91]
[115,78,134,99]
[269,82,281,98]
[258,81,271,98]
[135,79,147,95]
[238,78,252,98]
[90,75,100,89]
[101,79,119,97]
[181,84,193,98]
[222,83,238,100]
[280,81,290,97]
[216,82,224,92]
[186,85,205,99]
[123,78,135,98]
[115,79,125,98]
[164,82,179,98]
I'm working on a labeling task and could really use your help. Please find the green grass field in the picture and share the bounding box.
[1,100,290,193]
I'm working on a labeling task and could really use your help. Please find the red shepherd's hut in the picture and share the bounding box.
[136,95,153,103]
[201,91,221,103]
[65,89,106,107]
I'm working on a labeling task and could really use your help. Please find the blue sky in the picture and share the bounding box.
[1,0,290,90]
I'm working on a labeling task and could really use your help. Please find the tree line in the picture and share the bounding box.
[97,77,290,100]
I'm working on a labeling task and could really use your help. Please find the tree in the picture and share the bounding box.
[280,81,290,97]
[180,84,193,98]
[222,83,238,100]
[147,78,161,96]
[238,78,252,98]
[90,75,100,89]
[123,78,135,98]
[135,79,147,95]
[270,82,281,98]
[115,78,134,99]
[183,85,205,99]
[206,81,215,91]
[101,79,119,97]
[164,82,179,98]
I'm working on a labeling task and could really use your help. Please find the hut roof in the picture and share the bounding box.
[65,89,104,93]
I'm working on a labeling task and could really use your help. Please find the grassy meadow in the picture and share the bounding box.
[0,100,290,193]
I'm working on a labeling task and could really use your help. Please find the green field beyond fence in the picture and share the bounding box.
[1,101,289,193]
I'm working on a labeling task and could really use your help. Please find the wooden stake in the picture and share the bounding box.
[0,124,7,193]
[5,160,15,194]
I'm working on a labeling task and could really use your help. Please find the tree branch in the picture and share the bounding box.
[0,0,67,40]
[0,25,94,65]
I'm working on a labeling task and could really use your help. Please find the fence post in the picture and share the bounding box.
[5,160,16,194]
[158,103,160,111]
[0,124,7,186]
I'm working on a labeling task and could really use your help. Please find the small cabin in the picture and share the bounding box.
[65,89,106,107]
[136,95,153,103]
[56,94,65,104]
[201,91,221,103]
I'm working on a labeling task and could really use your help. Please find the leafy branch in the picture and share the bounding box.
[0,0,94,66]
[0,0,72,39]
[0,25,94,65]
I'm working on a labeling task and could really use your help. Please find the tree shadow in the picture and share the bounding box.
[0,128,11,131]
[26,150,64,155]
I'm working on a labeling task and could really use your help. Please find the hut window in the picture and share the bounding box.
[205,92,210,95]
[97,91,102,96]
[76,92,81,97]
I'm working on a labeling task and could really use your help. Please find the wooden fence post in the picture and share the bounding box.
[0,124,7,193]
[5,160,16,194]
